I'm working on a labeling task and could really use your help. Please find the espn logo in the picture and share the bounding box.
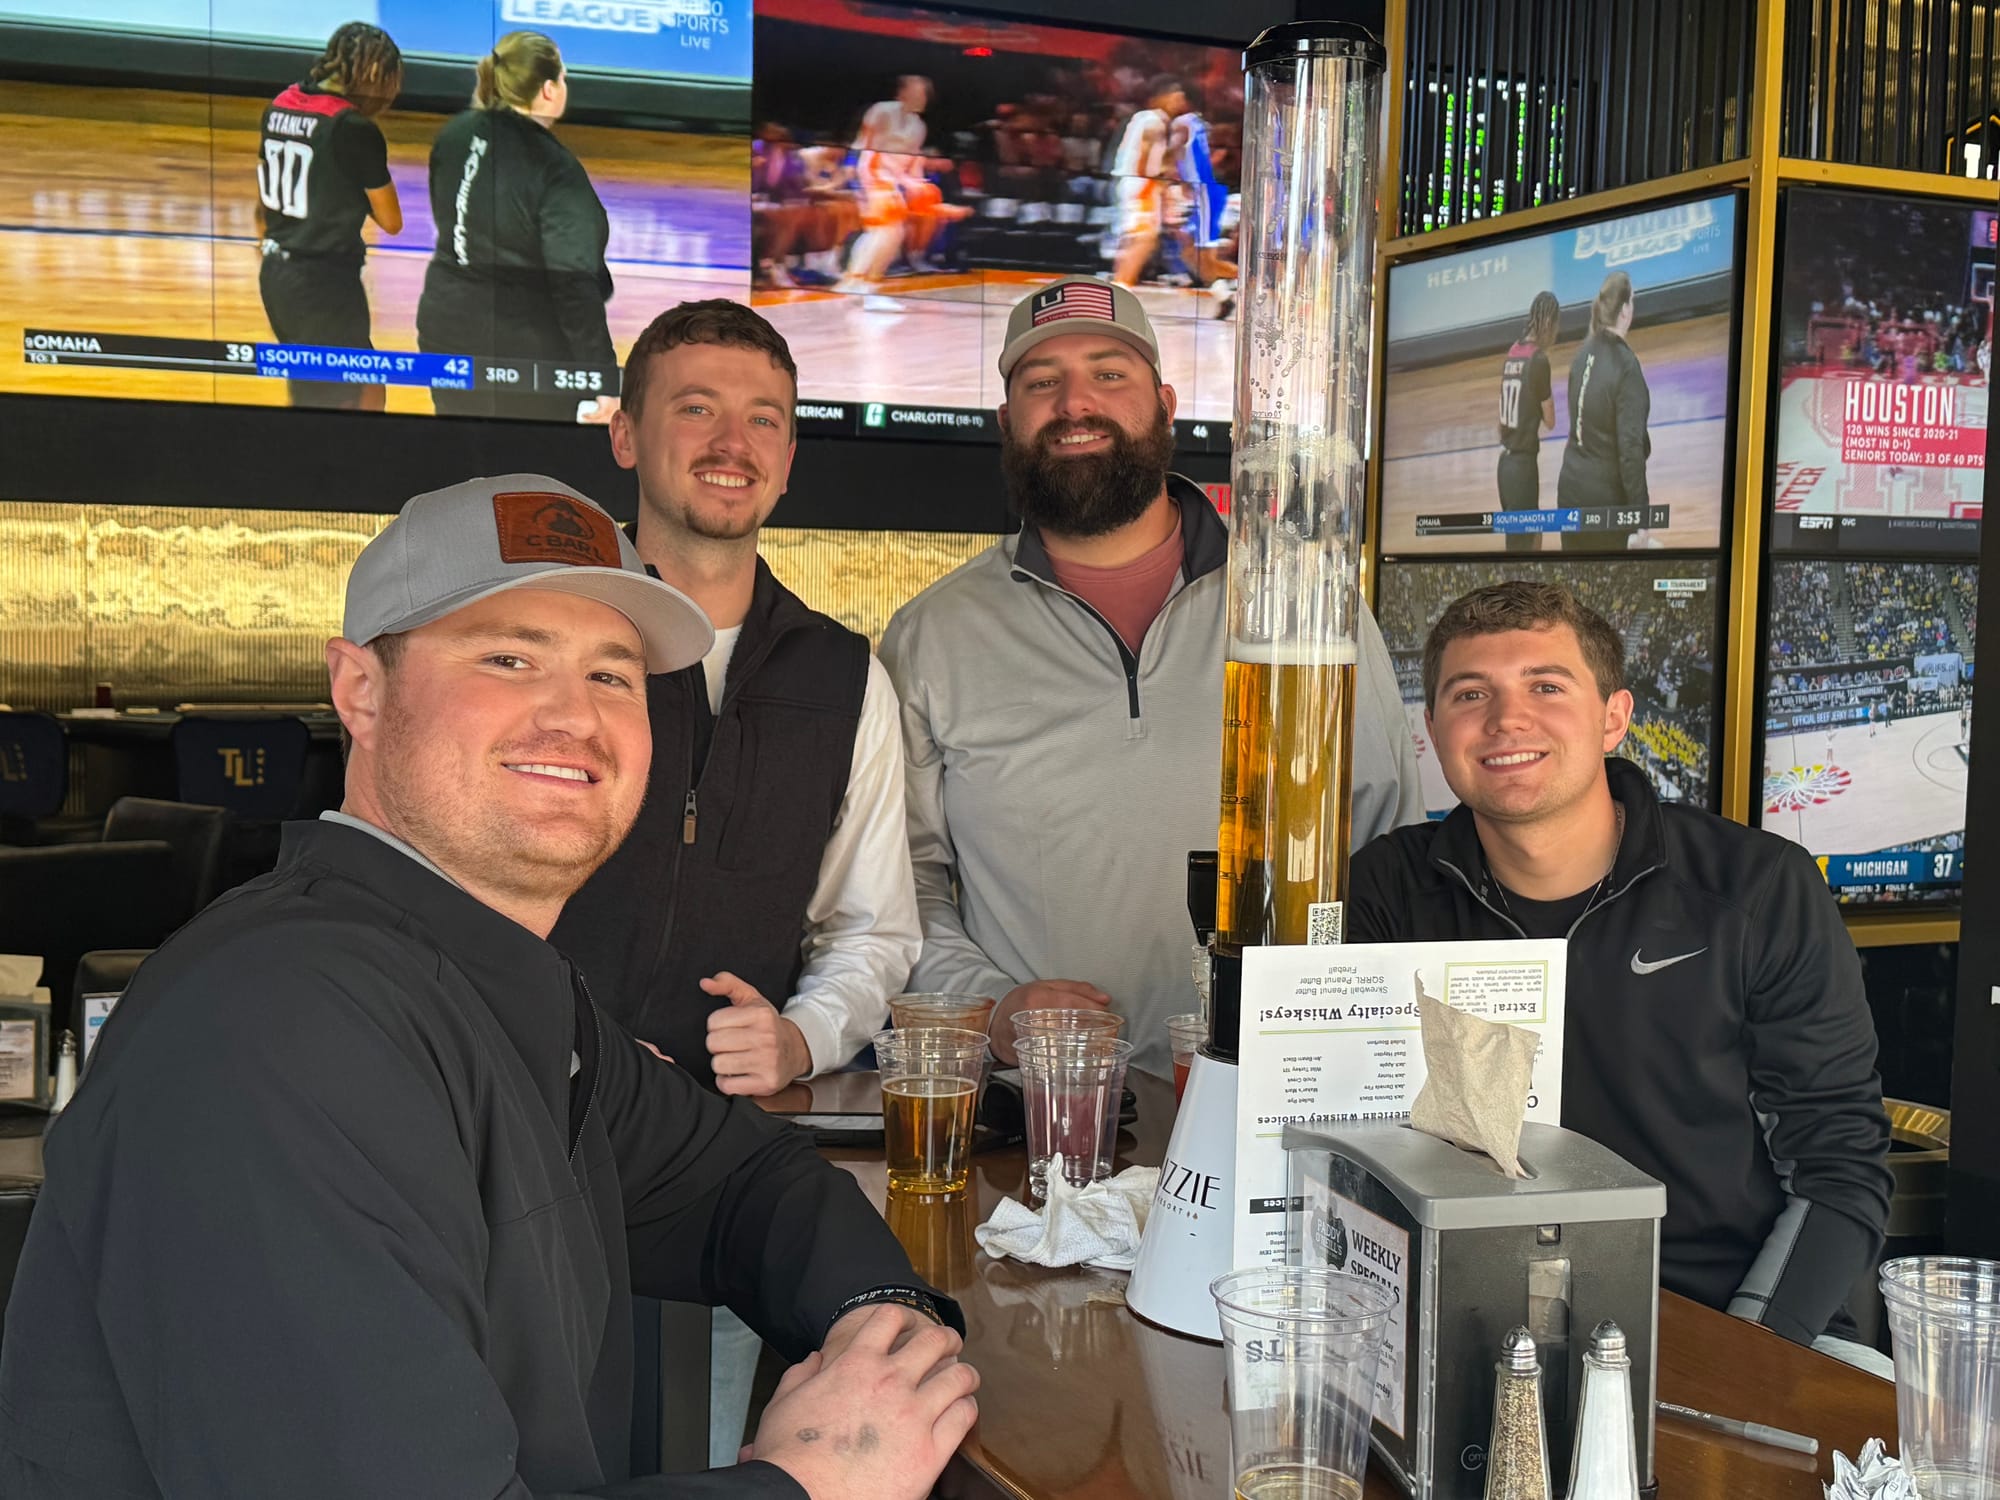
[1797,515,1834,530]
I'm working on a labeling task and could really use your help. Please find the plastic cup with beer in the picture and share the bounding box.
[1015,1033,1133,1202]
[1165,1013,1205,1103]
[889,992,998,1035]
[1211,1267,1395,1500]
[873,1026,987,1196]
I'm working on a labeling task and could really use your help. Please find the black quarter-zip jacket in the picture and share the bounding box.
[1347,758,1892,1345]
[0,820,952,1498]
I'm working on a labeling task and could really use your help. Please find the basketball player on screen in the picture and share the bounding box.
[836,75,951,311]
[256,23,404,411]
[1497,291,1560,553]
[1556,270,1654,552]
[1111,76,1188,289]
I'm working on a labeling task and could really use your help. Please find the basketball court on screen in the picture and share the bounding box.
[1761,708,1969,854]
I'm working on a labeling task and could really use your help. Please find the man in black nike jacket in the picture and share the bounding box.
[1348,581,1891,1348]
[0,475,977,1499]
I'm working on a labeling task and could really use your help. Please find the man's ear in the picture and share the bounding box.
[996,400,1010,440]
[1159,380,1178,424]
[1601,688,1635,754]
[608,407,639,471]
[327,638,389,756]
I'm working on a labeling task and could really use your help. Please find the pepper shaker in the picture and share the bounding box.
[1484,1325,1553,1500]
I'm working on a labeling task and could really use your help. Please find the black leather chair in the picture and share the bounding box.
[0,842,180,1041]
[0,711,68,844]
[103,797,228,921]
[0,1184,36,1352]
[70,948,152,1061]
[172,716,310,821]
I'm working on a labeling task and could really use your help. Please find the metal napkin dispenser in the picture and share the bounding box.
[1283,1121,1666,1499]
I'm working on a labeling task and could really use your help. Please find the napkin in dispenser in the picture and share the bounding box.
[1409,986,1539,1177]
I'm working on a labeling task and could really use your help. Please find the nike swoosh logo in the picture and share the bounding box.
[1631,948,1707,975]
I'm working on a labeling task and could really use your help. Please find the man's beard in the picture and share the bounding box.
[1001,402,1176,539]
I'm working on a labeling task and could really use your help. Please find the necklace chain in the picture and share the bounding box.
[1488,804,1626,917]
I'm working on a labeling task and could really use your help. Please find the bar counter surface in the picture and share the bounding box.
[780,1069,1900,1500]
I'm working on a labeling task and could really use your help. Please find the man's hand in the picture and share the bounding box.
[749,1304,979,1500]
[990,979,1111,1065]
[704,972,813,1096]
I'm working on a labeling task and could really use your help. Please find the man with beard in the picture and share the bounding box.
[551,301,920,1465]
[0,475,978,1497]
[879,280,1422,1075]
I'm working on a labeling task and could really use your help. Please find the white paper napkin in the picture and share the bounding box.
[1824,1438,1912,1500]
[975,1156,1161,1271]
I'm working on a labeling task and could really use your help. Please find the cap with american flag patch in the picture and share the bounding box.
[998,276,1160,380]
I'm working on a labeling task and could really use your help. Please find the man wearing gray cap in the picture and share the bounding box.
[0,475,977,1500]
[880,281,1424,1076]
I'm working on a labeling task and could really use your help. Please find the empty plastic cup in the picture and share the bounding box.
[1211,1268,1395,1500]
[1880,1255,2000,1499]
[1015,1033,1132,1201]
[889,993,998,1034]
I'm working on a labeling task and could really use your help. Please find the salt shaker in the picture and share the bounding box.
[1567,1319,1641,1499]
[1484,1325,1552,1500]
[51,1032,78,1112]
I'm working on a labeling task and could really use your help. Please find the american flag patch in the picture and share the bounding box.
[1031,281,1118,326]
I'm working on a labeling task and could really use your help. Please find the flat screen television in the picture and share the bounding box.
[1376,556,1721,815]
[1759,557,1976,906]
[750,0,1240,449]
[1766,187,1991,555]
[1379,191,1739,555]
[3,2,751,422]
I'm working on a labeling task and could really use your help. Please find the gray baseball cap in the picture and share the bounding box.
[343,474,713,672]
[997,277,1161,381]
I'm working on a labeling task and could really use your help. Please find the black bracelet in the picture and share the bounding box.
[825,1285,945,1337]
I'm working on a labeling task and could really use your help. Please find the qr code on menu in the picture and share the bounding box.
[1307,901,1344,945]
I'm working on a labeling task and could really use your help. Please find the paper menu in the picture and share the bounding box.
[1231,939,1568,1271]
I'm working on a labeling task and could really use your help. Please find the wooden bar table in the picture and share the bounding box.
[787,1070,1900,1500]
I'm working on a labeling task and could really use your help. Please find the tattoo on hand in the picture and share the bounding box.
[796,1428,820,1444]
[857,1425,880,1454]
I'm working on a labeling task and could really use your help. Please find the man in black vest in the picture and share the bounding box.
[553,300,920,1464]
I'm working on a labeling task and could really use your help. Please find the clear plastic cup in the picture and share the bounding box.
[1010,1008,1125,1049]
[1015,1033,1132,1201]
[1211,1268,1395,1500]
[873,1026,988,1196]
[1165,1012,1205,1103]
[1880,1255,2000,1500]
[889,992,998,1034]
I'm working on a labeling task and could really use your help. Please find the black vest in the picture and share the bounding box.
[552,560,868,1088]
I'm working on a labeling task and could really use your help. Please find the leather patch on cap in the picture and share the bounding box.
[492,491,621,568]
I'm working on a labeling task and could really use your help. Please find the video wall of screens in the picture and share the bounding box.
[1379,191,1739,556]
[3,2,752,421]
[1375,557,1722,816]
[1755,188,1990,909]
[750,0,1239,451]
[1759,559,1976,907]
[1766,189,1992,554]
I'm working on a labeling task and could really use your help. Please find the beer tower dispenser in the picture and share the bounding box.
[1127,19,1386,1341]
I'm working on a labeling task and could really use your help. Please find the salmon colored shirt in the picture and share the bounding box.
[1046,508,1184,653]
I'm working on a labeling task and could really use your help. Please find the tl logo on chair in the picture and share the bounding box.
[217,747,267,787]
[0,744,25,783]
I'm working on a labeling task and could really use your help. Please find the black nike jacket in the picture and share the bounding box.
[1347,758,1892,1345]
[0,819,955,1497]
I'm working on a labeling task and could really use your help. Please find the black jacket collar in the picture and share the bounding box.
[1428,756,1668,904]
[626,523,825,688]
[1011,473,1227,587]
[277,818,575,1117]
